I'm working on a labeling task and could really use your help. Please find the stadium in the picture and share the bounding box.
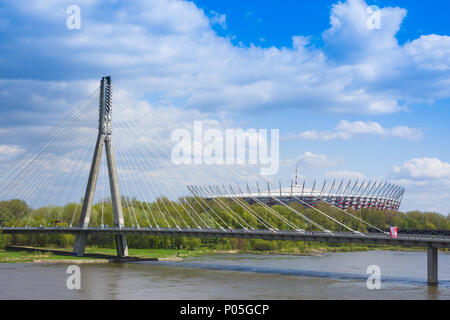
[194,172,405,212]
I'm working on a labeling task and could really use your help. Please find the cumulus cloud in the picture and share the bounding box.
[287,120,423,141]
[336,120,385,135]
[323,0,407,62]
[392,157,450,181]
[391,157,450,213]
[0,145,23,161]
[284,151,342,168]
[0,0,449,119]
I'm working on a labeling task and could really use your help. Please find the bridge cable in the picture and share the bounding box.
[118,106,296,231]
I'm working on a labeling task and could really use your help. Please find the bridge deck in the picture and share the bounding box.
[1,227,449,248]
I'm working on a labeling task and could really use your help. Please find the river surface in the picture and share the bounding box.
[0,250,449,299]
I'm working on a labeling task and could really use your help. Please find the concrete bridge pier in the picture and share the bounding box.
[115,234,128,257]
[72,232,88,256]
[72,232,128,257]
[427,247,438,285]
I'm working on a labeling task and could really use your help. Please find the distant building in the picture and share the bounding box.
[196,167,404,212]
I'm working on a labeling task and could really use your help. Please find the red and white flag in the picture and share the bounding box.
[389,226,398,239]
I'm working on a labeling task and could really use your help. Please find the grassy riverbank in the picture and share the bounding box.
[0,249,103,263]
[0,243,434,263]
[0,247,219,263]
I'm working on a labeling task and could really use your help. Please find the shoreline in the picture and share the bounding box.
[0,245,435,264]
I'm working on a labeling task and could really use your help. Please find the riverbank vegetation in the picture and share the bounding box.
[0,249,100,263]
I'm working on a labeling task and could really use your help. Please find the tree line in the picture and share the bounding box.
[0,197,448,251]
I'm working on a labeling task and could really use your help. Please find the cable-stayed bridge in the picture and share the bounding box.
[0,76,448,286]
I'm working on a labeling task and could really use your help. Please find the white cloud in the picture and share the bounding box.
[1,0,449,117]
[287,130,351,141]
[209,11,227,29]
[392,157,450,181]
[338,120,423,140]
[288,120,423,141]
[390,157,450,213]
[0,145,23,161]
[0,78,98,124]
[336,120,385,135]
[389,126,423,141]
[295,151,342,168]
[323,0,407,62]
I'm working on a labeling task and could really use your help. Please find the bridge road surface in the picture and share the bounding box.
[2,227,449,248]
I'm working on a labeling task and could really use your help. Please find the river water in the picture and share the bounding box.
[0,250,449,299]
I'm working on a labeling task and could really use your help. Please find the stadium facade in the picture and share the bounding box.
[194,179,405,212]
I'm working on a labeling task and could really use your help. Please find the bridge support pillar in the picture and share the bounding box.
[115,234,128,257]
[427,247,438,286]
[72,76,128,258]
[73,233,88,256]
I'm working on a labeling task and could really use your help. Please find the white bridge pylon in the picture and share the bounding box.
[73,76,128,257]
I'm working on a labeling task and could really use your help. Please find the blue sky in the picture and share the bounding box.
[197,0,450,47]
[0,0,449,213]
